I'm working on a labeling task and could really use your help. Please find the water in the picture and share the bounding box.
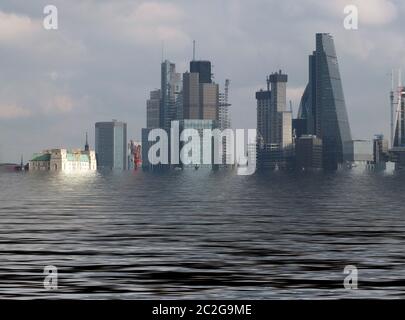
[0,169,405,299]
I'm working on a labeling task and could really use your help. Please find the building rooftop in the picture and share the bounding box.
[31,154,51,162]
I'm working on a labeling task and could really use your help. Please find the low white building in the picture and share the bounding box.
[29,148,97,172]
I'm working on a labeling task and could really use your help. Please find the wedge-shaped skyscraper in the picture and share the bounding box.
[298,33,352,169]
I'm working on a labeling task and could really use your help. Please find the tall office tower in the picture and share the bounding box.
[393,87,405,147]
[190,60,212,84]
[256,72,291,146]
[176,91,184,121]
[200,82,219,120]
[298,33,352,169]
[256,71,292,169]
[95,120,127,170]
[183,71,219,120]
[182,72,200,119]
[391,86,405,171]
[256,78,271,145]
[219,80,232,165]
[269,71,292,148]
[147,89,161,128]
[218,79,231,130]
[161,60,181,130]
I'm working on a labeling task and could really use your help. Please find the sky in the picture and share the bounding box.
[0,0,404,163]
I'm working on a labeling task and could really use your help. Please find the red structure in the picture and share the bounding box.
[128,140,142,170]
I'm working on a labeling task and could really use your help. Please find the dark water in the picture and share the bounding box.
[0,169,405,299]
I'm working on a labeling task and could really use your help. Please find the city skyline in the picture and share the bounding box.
[1,0,405,163]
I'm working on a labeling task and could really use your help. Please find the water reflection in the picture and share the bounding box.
[0,170,405,299]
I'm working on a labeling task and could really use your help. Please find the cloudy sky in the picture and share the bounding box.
[0,0,404,162]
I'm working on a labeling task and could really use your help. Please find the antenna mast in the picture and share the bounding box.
[192,40,196,61]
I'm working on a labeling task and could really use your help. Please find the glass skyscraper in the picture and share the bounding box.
[95,120,127,170]
[298,33,352,169]
[161,60,182,130]
[190,60,212,84]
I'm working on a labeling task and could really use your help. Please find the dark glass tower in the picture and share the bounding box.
[298,33,352,169]
[190,60,212,84]
[393,88,405,147]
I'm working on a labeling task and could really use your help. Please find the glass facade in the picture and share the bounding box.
[393,89,405,147]
[95,121,127,170]
[190,60,212,84]
[299,33,352,169]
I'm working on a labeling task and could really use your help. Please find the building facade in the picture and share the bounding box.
[190,60,212,84]
[200,82,219,120]
[182,72,200,119]
[161,60,182,130]
[393,87,405,148]
[256,71,293,170]
[95,120,127,170]
[295,135,322,170]
[373,135,388,163]
[29,148,97,172]
[298,33,352,170]
[147,89,161,129]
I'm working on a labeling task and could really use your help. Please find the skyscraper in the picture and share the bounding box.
[147,89,161,128]
[218,79,231,131]
[298,33,352,169]
[183,57,218,121]
[219,80,232,165]
[182,72,200,119]
[200,82,218,120]
[393,87,405,148]
[161,60,181,130]
[256,71,292,170]
[190,60,212,84]
[256,81,271,145]
[95,120,127,170]
[269,71,292,149]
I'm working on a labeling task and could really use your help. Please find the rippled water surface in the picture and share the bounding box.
[0,169,405,299]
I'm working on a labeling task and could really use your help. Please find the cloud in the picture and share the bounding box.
[313,0,397,26]
[0,104,32,119]
[43,95,76,114]
[0,11,40,43]
[132,2,185,23]
[352,0,397,25]
[123,2,190,47]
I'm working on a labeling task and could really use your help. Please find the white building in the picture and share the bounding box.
[29,148,97,172]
